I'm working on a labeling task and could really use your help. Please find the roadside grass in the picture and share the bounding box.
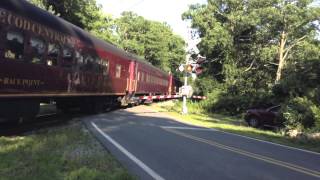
[0,121,135,180]
[149,101,320,153]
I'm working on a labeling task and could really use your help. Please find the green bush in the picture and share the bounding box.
[199,88,223,110]
[310,105,320,131]
[187,101,205,114]
[192,77,221,95]
[275,60,320,99]
[206,90,276,115]
[280,97,317,130]
[191,60,320,132]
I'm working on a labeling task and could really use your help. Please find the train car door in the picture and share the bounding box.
[168,73,173,94]
[128,60,136,94]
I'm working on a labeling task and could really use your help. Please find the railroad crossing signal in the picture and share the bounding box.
[178,64,184,72]
[179,54,206,114]
[178,55,206,76]
[194,66,203,75]
[185,64,193,73]
[180,85,193,98]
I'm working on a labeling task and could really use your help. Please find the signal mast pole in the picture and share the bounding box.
[182,24,192,115]
[182,54,190,114]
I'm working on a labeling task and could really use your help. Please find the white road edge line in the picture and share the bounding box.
[161,126,216,131]
[91,122,165,180]
[218,128,320,156]
[162,126,320,156]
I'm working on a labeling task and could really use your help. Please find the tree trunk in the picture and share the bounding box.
[275,31,286,83]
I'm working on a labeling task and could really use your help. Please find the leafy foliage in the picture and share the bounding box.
[28,0,116,43]
[184,0,319,86]
[184,0,320,131]
[27,0,56,14]
[280,97,318,130]
[115,12,186,73]
[44,0,102,31]
[275,59,320,99]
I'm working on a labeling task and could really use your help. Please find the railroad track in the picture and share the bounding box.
[0,105,120,136]
[0,112,74,136]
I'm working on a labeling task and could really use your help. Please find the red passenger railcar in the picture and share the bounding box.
[135,61,171,95]
[0,0,178,122]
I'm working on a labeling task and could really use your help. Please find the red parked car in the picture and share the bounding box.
[244,105,282,128]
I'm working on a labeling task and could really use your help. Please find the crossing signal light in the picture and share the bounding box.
[185,64,193,73]
[195,66,203,75]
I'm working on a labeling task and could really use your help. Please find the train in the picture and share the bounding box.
[0,0,180,123]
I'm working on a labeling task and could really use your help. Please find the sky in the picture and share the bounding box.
[96,1,319,45]
[96,0,207,46]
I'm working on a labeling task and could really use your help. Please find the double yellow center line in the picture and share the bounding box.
[164,128,320,178]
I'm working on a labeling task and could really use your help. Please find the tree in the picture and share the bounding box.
[115,12,148,56]
[183,0,320,94]
[115,12,186,72]
[256,0,320,83]
[27,0,56,15]
[144,21,184,72]
[183,0,270,91]
[29,0,116,43]
[43,0,102,31]
[89,13,117,44]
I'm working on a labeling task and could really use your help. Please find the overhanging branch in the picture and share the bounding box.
[283,35,307,60]
[244,60,256,72]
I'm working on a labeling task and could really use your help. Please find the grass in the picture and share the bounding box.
[0,121,135,180]
[149,101,320,153]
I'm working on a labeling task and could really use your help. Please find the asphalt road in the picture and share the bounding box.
[83,106,320,180]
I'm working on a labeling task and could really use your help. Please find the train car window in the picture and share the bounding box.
[137,72,141,81]
[62,47,73,68]
[141,72,145,82]
[75,51,84,69]
[101,59,109,76]
[30,37,46,64]
[93,57,101,73]
[47,43,60,66]
[4,31,24,60]
[116,64,121,78]
[147,75,150,83]
[83,54,94,71]
[76,51,83,63]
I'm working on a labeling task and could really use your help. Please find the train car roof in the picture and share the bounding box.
[0,0,167,74]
